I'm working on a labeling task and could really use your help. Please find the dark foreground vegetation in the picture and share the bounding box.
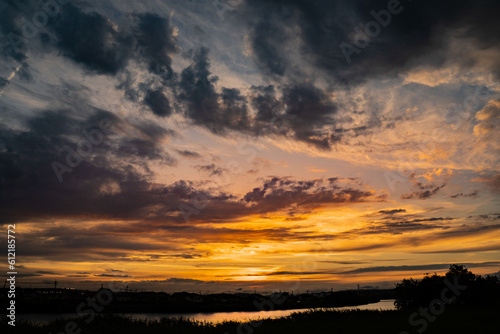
[3,307,499,334]
[3,265,499,333]
[395,264,500,309]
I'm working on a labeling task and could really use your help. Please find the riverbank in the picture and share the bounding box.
[6,307,499,334]
[0,288,395,313]
[17,299,396,324]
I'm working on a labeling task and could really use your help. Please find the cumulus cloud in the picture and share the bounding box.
[178,47,251,134]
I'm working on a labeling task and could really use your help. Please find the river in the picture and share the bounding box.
[19,299,396,324]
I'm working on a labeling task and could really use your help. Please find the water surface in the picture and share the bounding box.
[19,299,396,324]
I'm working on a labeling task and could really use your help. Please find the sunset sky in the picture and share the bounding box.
[1,0,499,293]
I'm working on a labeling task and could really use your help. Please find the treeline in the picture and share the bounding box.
[395,264,500,309]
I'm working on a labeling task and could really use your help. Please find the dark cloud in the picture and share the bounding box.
[243,0,500,84]
[176,49,339,149]
[175,149,202,159]
[267,271,318,276]
[0,0,32,61]
[149,253,204,260]
[35,270,61,275]
[345,217,454,236]
[143,89,172,117]
[237,260,500,276]
[98,269,131,278]
[242,177,383,213]
[195,163,226,176]
[134,12,178,78]
[0,76,8,89]
[134,122,175,141]
[8,0,371,151]
[17,227,174,259]
[414,243,500,254]
[17,61,32,81]
[47,5,179,77]
[321,261,369,265]
[401,184,446,199]
[248,14,289,77]
[51,4,133,74]
[0,106,385,226]
[117,137,173,162]
[156,225,333,243]
[468,214,500,221]
[401,172,447,200]
[341,261,500,274]
[251,85,284,123]
[4,0,499,155]
[308,223,500,253]
[377,209,406,215]
[307,243,392,253]
[95,273,132,278]
[178,48,251,134]
[294,219,500,254]
[280,84,339,150]
[406,223,500,252]
[178,55,342,148]
[0,107,181,223]
[450,190,479,199]
[14,222,339,260]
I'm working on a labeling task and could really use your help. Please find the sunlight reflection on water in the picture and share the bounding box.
[20,299,396,324]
